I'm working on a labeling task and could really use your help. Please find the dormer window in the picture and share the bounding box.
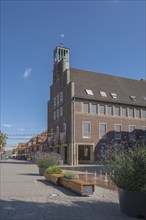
[85,89,93,95]
[99,91,107,97]
[130,96,136,102]
[143,97,146,101]
[111,93,118,99]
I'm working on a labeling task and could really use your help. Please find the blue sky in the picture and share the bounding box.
[1,0,145,147]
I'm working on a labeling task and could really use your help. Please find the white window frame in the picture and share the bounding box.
[99,104,105,115]
[111,93,118,99]
[83,102,90,113]
[135,108,141,118]
[56,109,59,119]
[142,109,146,119]
[99,123,107,139]
[85,89,94,96]
[107,105,113,115]
[130,95,136,102]
[114,106,120,116]
[99,91,107,97]
[57,94,60,107]
[129,125,136,140]
[122,106,127,117]
[114,124,122,140]
[60,91,63,103]
[92,104,97,114]
[82,121,91,138]
[53,111,56,121]
[60,106,63,117]
[54,97,56,108]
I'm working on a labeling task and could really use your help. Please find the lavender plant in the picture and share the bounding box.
[34,151,61,168]
[100,141,146,192]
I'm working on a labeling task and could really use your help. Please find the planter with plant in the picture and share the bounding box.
[60,171,95,196]
[34,151,62,176]
[102,142,146,219]
[44,166,64,185]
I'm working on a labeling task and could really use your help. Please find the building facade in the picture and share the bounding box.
[47,46,146,165]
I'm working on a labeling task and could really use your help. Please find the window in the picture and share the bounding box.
[54,97,56,108]
[122,107,127,117]
[57,95,60,106]
[85,89,93,95]
[115,106,120,116]
[53,111,56,120]
[129,125,136,140]
[56,126,59,134]
[92,104,97,114]
[60,91,63,103]
[143,97,146,101]
[83,103,89,113]
[142,109,146,118]
[99,91,107,97]
[129,108,134,118]
[56,109,59,119]
[130,96,136,102]
[83,122,91,138]
[107,105,113,115]
[111,93,118,99]
[63,123,66,133]
[136,109,141,118]
[60,106,63,117]
[99,123,107,139]
[99,104,105,115]
[142,126,146,140]
[114,124,122,139]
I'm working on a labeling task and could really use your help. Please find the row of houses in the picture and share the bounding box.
[15,45,146,165]
[14,132,49,158]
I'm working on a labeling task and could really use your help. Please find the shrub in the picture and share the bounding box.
[64,171,77,179]
[34,151,61,168]
[46,166,63,174]
[102,143,146,192]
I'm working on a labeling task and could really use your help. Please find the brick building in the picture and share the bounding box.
[47,45,146,165]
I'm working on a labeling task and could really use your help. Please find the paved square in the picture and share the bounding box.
[0,160,135,220]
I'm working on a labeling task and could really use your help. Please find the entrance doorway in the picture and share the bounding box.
[78,145,91,164]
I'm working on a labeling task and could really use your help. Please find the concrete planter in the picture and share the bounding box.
[60,177,95,196]
[39,167,47,176]
[118,188,146,219]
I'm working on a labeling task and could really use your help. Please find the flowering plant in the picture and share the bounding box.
[100,141,146,192]
[34,151,61,168]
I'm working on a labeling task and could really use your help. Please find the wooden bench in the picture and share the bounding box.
[60,177,95,196]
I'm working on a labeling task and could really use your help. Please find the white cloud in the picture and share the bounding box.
[23,67,32,79]
[3,124,12,128]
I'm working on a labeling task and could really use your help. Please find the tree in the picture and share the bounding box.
[0,131,6,152]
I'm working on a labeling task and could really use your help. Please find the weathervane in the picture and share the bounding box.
[60,34,64,47]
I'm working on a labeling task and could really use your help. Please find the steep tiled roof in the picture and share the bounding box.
[70,68,146,107]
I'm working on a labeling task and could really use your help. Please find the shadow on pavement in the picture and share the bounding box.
[37,179,80,197]
[0,199,136,220]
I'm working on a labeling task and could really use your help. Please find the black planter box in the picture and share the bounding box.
[118,188,146,219]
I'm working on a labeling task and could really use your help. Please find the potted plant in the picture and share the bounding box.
[44,166,64,185]
[102,142,146,219]
[34,151,61,176]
